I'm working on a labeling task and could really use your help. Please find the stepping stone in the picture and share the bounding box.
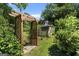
[23,46,36,54]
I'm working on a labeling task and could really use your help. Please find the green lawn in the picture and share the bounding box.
[24,36,56,56]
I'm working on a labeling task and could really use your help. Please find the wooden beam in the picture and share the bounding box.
[9,11,37,22]
[9,11,19,17]
[21,14,36,22]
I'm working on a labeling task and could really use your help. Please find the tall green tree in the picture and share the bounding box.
[41,3,78,25]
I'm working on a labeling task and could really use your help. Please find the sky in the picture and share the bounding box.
[9,3,47,19]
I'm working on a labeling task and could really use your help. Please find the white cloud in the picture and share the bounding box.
[31,14,41,20]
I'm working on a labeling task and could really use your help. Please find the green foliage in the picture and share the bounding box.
[55,30,79,55]
[12,3,28,12]
[23,21,31,32]
[41,3,79,56]
[0,3,28,55]
[41,3,79,25]
[49,16,79,56]
[25,37,54,56]
[55,16,79,31]
[0,33,21,56]
[49,44,66,56]
[0,16,21,56]
[0,3,12,20]
[23,21,31,45]
[0,3,28,24]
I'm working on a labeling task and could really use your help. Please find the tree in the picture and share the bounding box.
[0,3,28,19]
[41,3,78,25]
[12,3,28,12]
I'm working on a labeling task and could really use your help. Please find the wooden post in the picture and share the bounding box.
[30,21,38,46]
[16,15,23,55]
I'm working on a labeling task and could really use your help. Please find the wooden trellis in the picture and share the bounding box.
[9,12,38,55]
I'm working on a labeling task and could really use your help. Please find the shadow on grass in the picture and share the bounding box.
[48,44,76,56]
[48,44,65,56]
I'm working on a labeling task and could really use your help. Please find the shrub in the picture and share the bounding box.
[49,44,66,56]
[0,16,21,56]
[55,30,77,55]
[55,16,79,32]
[0,27,21,56]
[49,16,79,56]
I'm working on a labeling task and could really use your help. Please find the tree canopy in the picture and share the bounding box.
[41,3,79,25]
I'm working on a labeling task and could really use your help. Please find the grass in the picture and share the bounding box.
[23,32,30,45]
[24,36,56,56]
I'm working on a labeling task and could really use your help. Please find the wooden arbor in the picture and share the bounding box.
[9,12,38,54]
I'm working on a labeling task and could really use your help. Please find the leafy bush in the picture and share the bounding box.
[0,33,21,56]
[49,16,79,56]
[55,16,79,32]
[0,16,21,56]
[55,30,77,55]
[49,44,67,56]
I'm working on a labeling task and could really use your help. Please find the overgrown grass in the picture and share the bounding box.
[24,36,55,56]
